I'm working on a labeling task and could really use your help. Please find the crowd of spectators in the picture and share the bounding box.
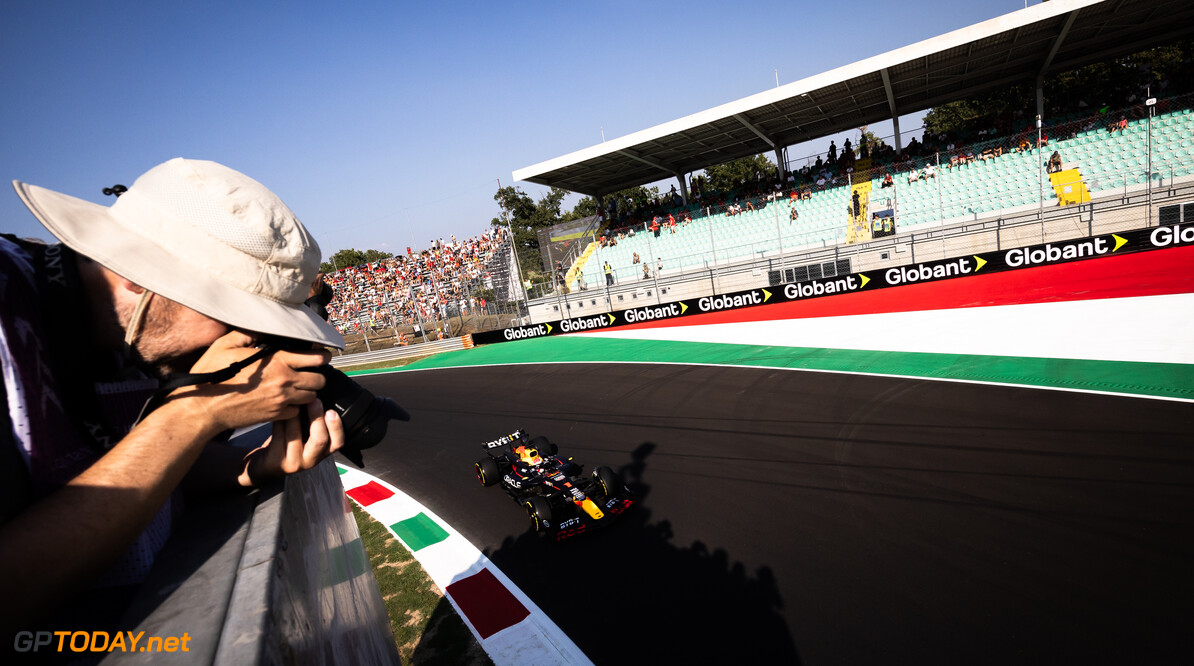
[323,229,507,335]
[528,52,1192,288]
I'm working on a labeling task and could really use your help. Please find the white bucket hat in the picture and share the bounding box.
[12,157,345,349]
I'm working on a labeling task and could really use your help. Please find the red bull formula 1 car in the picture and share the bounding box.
[474,429,634,540]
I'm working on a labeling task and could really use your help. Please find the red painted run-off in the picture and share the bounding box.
[604,243,1194,332]
[446,568,531,639]
[345,481,394,507]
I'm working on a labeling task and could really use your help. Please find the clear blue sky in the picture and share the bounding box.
[1,1,1038,256]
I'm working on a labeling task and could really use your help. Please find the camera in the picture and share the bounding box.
[306,364,408,467]
[258,337,409,468]
[260,281,410,468]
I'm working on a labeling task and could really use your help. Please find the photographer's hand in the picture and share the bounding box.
[237,399,346,487]
[174,330,331,431]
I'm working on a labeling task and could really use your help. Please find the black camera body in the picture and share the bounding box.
[261,336,409,468]
[306,364,408,467]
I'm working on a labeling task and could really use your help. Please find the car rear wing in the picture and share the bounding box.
[480,429,526,452]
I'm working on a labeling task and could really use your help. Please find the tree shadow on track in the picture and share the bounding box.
[482,442,802,665]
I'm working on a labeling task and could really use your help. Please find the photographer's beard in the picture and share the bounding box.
[116,291,229,377]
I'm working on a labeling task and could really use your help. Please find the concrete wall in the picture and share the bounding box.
[104,427,398,665]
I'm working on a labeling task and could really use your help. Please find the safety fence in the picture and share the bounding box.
[331,335,473,368]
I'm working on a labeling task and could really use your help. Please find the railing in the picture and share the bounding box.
[331,336,471,368]
[103,429,398,664]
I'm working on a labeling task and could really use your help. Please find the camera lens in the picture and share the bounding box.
[307,365,409,467]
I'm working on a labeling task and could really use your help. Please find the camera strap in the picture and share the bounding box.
[132,345,275,426]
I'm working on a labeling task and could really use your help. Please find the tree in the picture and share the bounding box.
[320,248,392,273]
[490,185,570,279]
[856,125,888,155]
[603,185,660,218]
[703,154,776,194]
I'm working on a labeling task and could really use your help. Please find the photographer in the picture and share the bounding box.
[0,158,348,629]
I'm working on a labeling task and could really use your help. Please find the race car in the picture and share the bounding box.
[474,429,634,540]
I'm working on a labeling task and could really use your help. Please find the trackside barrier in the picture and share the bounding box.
[103,427,399,664]
[474,220,1194,345]
[330,335,471,368]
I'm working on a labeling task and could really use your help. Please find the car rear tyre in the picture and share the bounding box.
[594,466,622,497]
[476,458,501,487]
[524,496,554,532]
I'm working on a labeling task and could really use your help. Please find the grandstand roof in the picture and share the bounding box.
[513,0,1194,197]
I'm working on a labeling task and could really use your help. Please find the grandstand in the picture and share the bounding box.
[569,98,1194,290]
[323,228,522,346]
[317,1,1194,335]
[508,0,1194,310]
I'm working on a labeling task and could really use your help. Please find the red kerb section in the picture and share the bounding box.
[446,568,531,639]
[344,481,394,507]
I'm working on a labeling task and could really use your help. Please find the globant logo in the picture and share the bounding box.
[1005,237,1110,267]
[503,324,549,340]
[1151,224,1194,247]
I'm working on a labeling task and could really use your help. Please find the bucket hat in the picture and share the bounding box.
[12,158,344,348]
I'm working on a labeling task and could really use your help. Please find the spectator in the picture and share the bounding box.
[0,158,346,628]
[642,263,651,280]
[790,206,799,223]
[656,257,663,274]
[1047,151,1063,174]
[881,173,893,188]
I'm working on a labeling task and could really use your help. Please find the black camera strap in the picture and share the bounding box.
[132,346,275,426]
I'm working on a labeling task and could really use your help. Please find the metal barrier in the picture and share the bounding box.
[104,427,399,664]
[330,335,472,368]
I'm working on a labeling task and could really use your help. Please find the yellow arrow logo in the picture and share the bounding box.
[680,302,688,314]
[859,274,870,288]
[974,256,987,272]
[1112,234,1127,252]
[607,313,616,325]
[762,289,772,302]
[546,323,553,334]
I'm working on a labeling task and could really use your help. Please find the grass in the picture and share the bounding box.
[351,500,492,665]
[337,355,431,373]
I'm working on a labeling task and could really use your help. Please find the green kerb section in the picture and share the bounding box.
[391,512,449,552]
[346,337,1193,401]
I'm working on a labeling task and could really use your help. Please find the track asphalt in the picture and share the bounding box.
[351,349,1193,665]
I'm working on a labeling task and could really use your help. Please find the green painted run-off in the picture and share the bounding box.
[345,336,1194,401]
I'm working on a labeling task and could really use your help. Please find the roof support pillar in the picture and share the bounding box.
[1035,9,1078,123]
[880,67,903,155]
[675,174,689,206]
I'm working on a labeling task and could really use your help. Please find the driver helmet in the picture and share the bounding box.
[515,445,543,466]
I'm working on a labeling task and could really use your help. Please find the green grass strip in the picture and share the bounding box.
[362,336,1193,400]
[351,501,492,665]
